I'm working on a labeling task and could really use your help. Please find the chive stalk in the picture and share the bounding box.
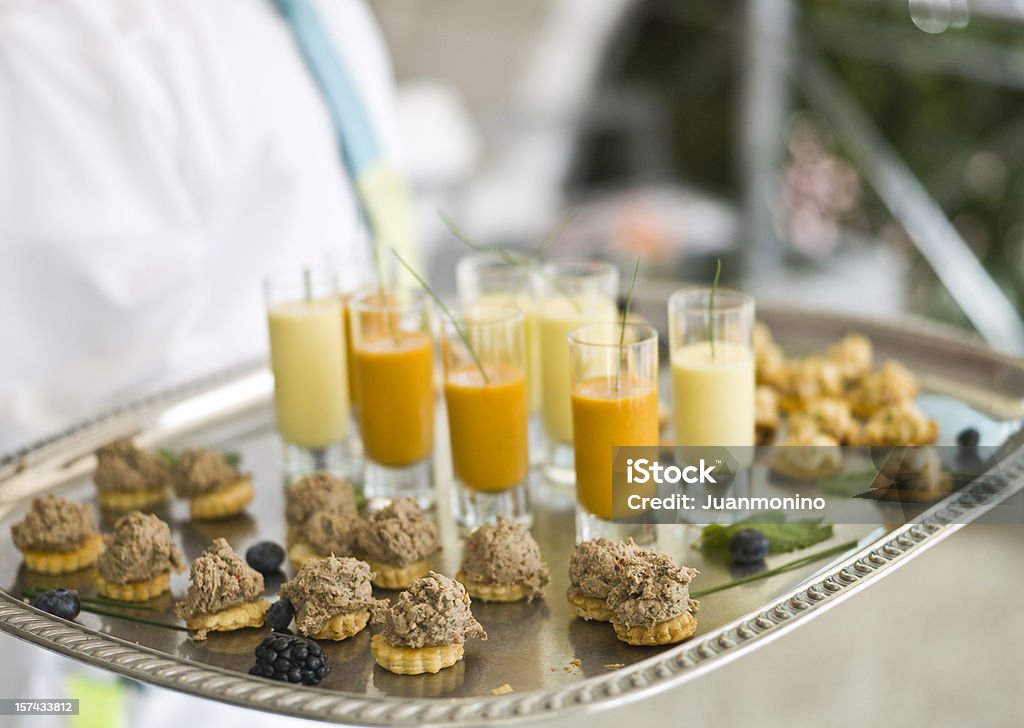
[690,539,857,598]
[391,249,490,385]
[615,257,641,392]
[708,258,721,360]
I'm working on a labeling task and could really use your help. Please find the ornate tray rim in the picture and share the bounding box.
[1,307,1022,726]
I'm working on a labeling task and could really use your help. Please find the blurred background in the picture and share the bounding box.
[3,1,1023,726]
[373,0,1024,350]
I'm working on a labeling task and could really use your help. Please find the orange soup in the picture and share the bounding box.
[445,364,528,492]
[571,377,658,520]
[355,331,434,466]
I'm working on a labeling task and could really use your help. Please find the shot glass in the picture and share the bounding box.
[456,254,545,467]
[535,260,619,486]
[668,287,756,447]
[569,322,658,544]
[350,289,436,508]
[442,303,531,529]
[265,269,351,476]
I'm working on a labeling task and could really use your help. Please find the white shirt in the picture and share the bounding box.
[0,0,402,453]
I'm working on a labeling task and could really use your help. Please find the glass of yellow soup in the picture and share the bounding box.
[569,322,658,543]
[667,287,756,449]
[350,289,436,508]
[442,303,530,529]
[536,260,619,486]
[265,269,351,477]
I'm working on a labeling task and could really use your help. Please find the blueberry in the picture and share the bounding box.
[31,588,80,621]
[956,427,980,449]
[267,598,295,632]
[246,541,285,575]
[729,529,770,565]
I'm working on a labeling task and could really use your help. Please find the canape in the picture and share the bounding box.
[11,495,102,575]
[861,400,938,447]
[93,439,173,510]
[358,498,439,589]
[96,511,184,601]
[607,550,700,646]
[371,571,487,675]
[175,537,270,640]
[566,538,639,622]
[284,472,357,566]
[848,360,919,417]
[173,449,253,520]
[280,555,375,640]
[457,517,549,603]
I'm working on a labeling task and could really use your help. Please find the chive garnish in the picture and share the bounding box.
[303,267,313,303]
[439,210,582,314]
[708,257,722,360]
[615,257,641,392]
[689,539,857,598]
[390,249,490,385]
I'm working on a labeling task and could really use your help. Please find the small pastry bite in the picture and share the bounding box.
[566,538,639,622]
[754,322,787,387]
[371,571,487,675]
[290,510,361,569]
[93,439,173,510]
[175,538,270,640]
[358,498,439,589]
[11,495,103,575]
[96,511,184,601]
[870,447,951,502]
[827,332,873,383]
[798,397,860,445]
[280,555,375,640]
[861,400,937,446]
[284,472,357,565]
[755,385,780,445]
[607,550,699,646]
[778,356,843,412]
[770,421,844,480]
[172,448,253,520]
[848,360,919,417]
[456,517,549,603]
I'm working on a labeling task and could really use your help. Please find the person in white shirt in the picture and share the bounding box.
[0,2,413,724]
[0,0,408,454]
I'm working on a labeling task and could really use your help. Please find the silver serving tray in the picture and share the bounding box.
[1,305,1022,726]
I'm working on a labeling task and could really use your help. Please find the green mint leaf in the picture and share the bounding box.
[696,511,833,560]
[224,451,242,468]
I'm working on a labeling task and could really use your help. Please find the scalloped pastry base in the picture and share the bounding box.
[190,478,254,520]
[97,486,170,511]
[567,592,613,622]
[365,559,430,590]
[456,571,530,602]
[21,534,104,575]
[371,633,463,675]
[310,608,370,641]
[185,598,270,641]
[96,571,171,602]
[612,611,697,646]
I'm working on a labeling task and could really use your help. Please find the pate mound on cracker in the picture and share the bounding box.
[96,511,184,601]
[175,538,269,640]
[371,571,486,675]
[11,494,102,575]
[457,517,549,603]
[279,555,376,640]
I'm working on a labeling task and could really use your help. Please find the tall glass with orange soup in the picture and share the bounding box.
[442,303,530,529]
[350,289,435,507]
[569,322,659,544]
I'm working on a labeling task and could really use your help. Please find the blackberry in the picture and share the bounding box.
[729,529,770,565]
[250,633,329,685]
[246,541,285,576]
[267,597,295,633]
[31,588,81,621]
